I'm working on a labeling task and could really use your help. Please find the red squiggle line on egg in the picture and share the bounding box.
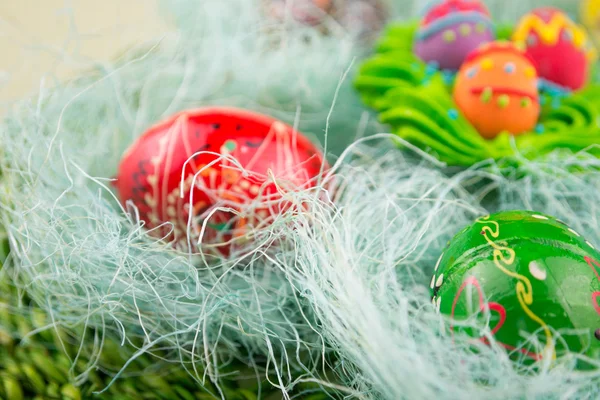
[585,256,600,316]
[451,276,542,360]
[470,87,539,101]
[423,0,490,25]
[465,43,535,64]
[592,292,600,316]
[585,256,600,280]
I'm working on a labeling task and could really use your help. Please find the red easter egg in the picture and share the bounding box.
[115,108,327,254]
[513,7,597,91]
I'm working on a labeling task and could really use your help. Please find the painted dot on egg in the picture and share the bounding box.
[521,97,532,108]
[497,95,510,108]
[528,261,547,280]
[426,61,441,72]
[481,57,494,70]
[526,34,537,47]
[504,62,516,74]
[443,30,457,43]
[466,67,478,79]
[525,67,536,79]
[223,139,237,153]
[448,109,459,120]
[166,206,177,217]
[442,71,455,85]
[475,23,486,33]
[459,23,472,36]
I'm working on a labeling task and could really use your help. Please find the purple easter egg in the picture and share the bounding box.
[413,0,495,70]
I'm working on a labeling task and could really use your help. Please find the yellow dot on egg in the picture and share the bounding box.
[459,24,471,36]
[475,23,486,33]
[525,67,536,78]
[481,58,494,70]
[443,30,456,43]
[497,95,510,109]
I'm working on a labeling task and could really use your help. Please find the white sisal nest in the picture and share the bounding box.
[1,0,600,398]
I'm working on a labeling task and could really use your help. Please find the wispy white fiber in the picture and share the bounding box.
[1,1,600,399]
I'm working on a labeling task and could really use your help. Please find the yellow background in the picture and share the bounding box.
[0,0,167,110]
[0,0,592,111]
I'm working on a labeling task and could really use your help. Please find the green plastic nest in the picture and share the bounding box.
[0,237,330,400]
[354,22,600,167]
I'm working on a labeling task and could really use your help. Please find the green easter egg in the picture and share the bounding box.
[431,210,600,363]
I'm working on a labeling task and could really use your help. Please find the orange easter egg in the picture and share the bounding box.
[453,41,540,139]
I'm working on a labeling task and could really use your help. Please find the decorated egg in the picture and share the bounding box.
[336,0,389,40]
[431,210,600,363]
[115,108,327,254]
[581,0,600,43]
[413,0,495,71]
[267,0,332,25]
[513,7,597,91]
[453,41,540,139]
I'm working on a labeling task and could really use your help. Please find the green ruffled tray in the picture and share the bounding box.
[355,22,600,167]
[0,238,330,399]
